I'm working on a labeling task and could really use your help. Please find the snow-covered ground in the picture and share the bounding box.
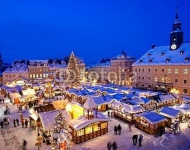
[1,99,190,150]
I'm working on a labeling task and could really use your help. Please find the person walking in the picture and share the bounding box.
[25,119,28,128]
[16,118,19,126]
[117,124,122,135]
[0,120,3,128]
[22,139,27,150]
[108,111,110,117]
[114,126,118,135]
[112,141,117,150]
[13,119,17,127]
[107,141,112,150]
[7,117,10,125]
[132,134,138,145]
[22,119,25,128]
[138,134,143,147]
[129,122,132,132]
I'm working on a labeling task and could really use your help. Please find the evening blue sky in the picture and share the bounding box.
[0,0,190,65]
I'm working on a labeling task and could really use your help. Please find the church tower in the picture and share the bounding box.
[170,9,183,50]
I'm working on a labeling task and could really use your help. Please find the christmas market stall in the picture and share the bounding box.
[66,96,110,144]
[173,103,190,122]
[91,96,108,111]
[134,112,167,135]
[29,104,56,129]
[159,107,181,127]
[110,100,145,123]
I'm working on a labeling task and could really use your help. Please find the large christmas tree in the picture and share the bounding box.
[66,51,80,86]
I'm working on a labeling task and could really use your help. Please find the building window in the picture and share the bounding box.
[168,69,171,73]
[139,69,140,72]
[142,77,144,80]
[184,79,187,84]
[36,74,38,78]
[184,69,188,74]
[33,74,35,78]
[161,77,165,82]
[142,69,144,72]
[183,89,188,94]
[148,76,150,80]
[43,74,46,78]
[135,69,137,72]
[148,69,150,73]
[139,76,140,80]
[155,77,157,82]
[30,74,32,78]
[162,69,164,73]
[175,69,178,74]
[155,69,157,73]
[175,79,178,83]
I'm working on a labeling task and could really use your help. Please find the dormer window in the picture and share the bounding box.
[180,50,184,55]
[161,52,165,56]
[139,59,143,63]
[166,58,171,62]
[148,53,151,57]
[149,59,153,62]
[185,57,190,62]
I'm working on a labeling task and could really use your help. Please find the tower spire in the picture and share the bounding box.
[170,7,183,50]
[175,6,179,20]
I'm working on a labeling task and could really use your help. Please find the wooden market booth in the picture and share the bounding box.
[109,100,145,123]
[67,96,110,144]
[159,107,181,127]
[134,112,167,135]
[173,103,190,122]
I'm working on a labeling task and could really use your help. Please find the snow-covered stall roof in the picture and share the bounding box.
[159,94,176,102]
[83,96,97,109]
[103,89,117,95]
[173,103,190,114]
[69,112,110,131]
[124,99,145,105]
[68,89,84,96]
[112,93,126,101]
[183,97,190,103]
[91,96,107,105]
[140,112,167,124]
[122,104,145,114]
[109,100,121,109]
[159,107,181,119]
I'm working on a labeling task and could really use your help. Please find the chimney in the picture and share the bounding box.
[151,44,156,49]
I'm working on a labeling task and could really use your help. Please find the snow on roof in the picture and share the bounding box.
[159,107,181,119]
[39,110,69,130]
[110,100,122,108]
[69,112,110,131]
[68,89,84,96]
[132,43,190,66]
[124,99,145,105]
[173,103,190,113]
[141,112,167,124]
[83,96,97,109]
[140,97,150,104]
[112,93,126,101]
[122,104,145,114]
[91,96,107,105]
[29,60,48,64]
[159,94,176,102]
